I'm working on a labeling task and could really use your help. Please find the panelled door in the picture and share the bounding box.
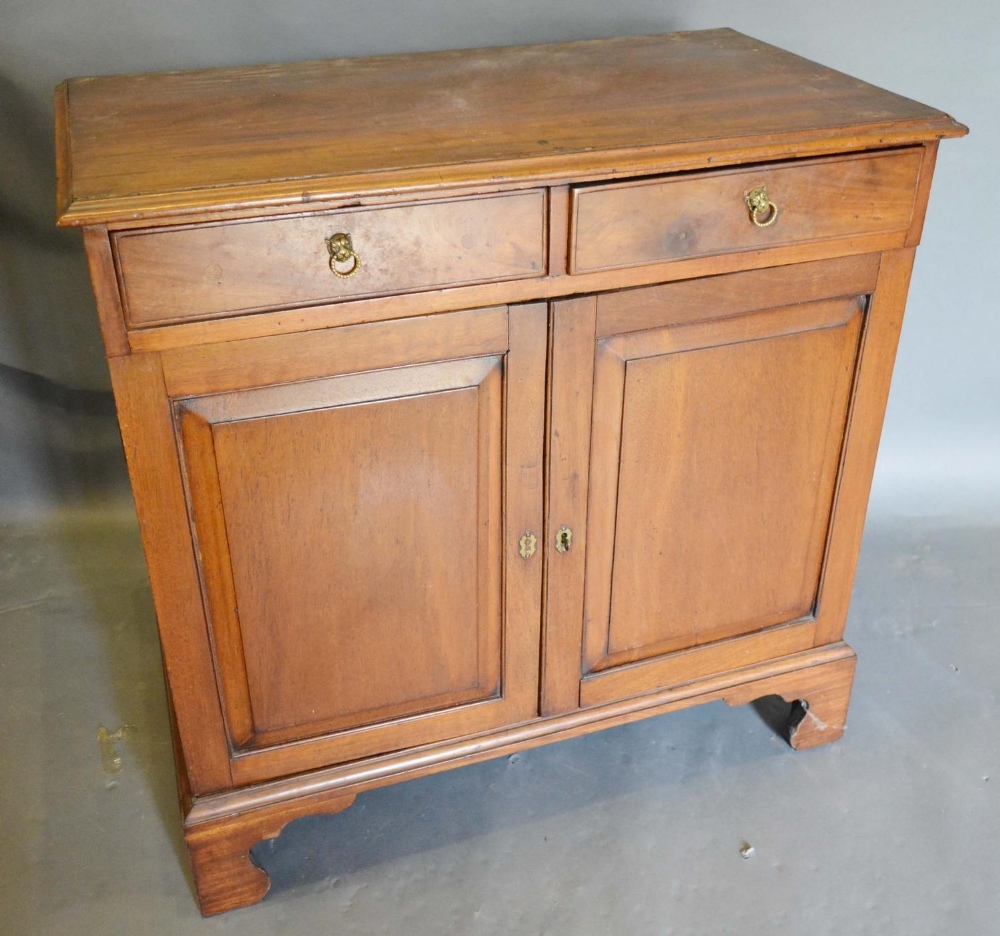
[154,303,546,786]
[542,254,888,713]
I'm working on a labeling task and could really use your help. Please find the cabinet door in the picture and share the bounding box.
[123,304,546,788]
[543,255,896,712]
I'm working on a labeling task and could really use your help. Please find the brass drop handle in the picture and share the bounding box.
[555,526,573,554]
[325,233,361,278]
[745,186,778,228]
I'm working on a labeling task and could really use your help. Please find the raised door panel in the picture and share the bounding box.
[542,256,883,713]
[587,299,862,671]
[169,304,546,783]
[580,291,864,704]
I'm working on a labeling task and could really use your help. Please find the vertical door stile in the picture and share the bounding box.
[541,297,598,715]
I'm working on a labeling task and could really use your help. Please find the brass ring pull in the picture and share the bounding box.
[325,233,361,278]
[745,186,778,228]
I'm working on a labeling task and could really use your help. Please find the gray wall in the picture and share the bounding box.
[1,1,995,516]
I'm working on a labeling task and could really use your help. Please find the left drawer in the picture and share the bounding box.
[114,191,546,326]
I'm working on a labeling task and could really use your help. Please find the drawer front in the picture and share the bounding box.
[569,149,922,274]
[116,191,545,325]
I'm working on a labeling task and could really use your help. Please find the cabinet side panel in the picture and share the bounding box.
[814,248,916,644]
[905,142,940,248]
[107,353,233,794]
[82,226,129,356]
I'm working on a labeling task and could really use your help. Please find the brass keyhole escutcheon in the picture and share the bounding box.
[518,532,537,560]
[555,526,573,554]
[745,185,778,227]
[325,233,361,278]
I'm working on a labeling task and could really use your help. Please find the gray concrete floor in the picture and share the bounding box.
[2,504,998,935]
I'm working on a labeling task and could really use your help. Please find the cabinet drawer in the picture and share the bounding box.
[115,191,546,325]
[569,149,922,274]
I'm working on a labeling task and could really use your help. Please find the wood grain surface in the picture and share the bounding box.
[179,359,503,749]
[570,149,922,273]
[541,297,597,716]
[592,298,862,666]
[127,234,905,354]
[186,644,854,914]
[62,29,964,918]
[160,303,548,782]
[116,191,544,324]
[107,353,233,794]
[56,30,965,226]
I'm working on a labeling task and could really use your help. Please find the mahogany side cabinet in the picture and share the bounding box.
[56,30,966,915]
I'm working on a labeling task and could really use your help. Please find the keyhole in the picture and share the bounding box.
[556,526,573,553]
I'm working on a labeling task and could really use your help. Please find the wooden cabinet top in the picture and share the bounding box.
[56,28,965,227]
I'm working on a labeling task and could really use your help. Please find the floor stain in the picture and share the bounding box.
[97,724,133,775]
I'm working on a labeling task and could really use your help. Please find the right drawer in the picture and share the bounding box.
[569,149,923,274]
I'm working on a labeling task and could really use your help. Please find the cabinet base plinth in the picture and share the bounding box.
[721,650,856,750]
[185,792,356,916]
[183,644,856,915]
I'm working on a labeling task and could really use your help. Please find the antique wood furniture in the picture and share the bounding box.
[56,30,966,915]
